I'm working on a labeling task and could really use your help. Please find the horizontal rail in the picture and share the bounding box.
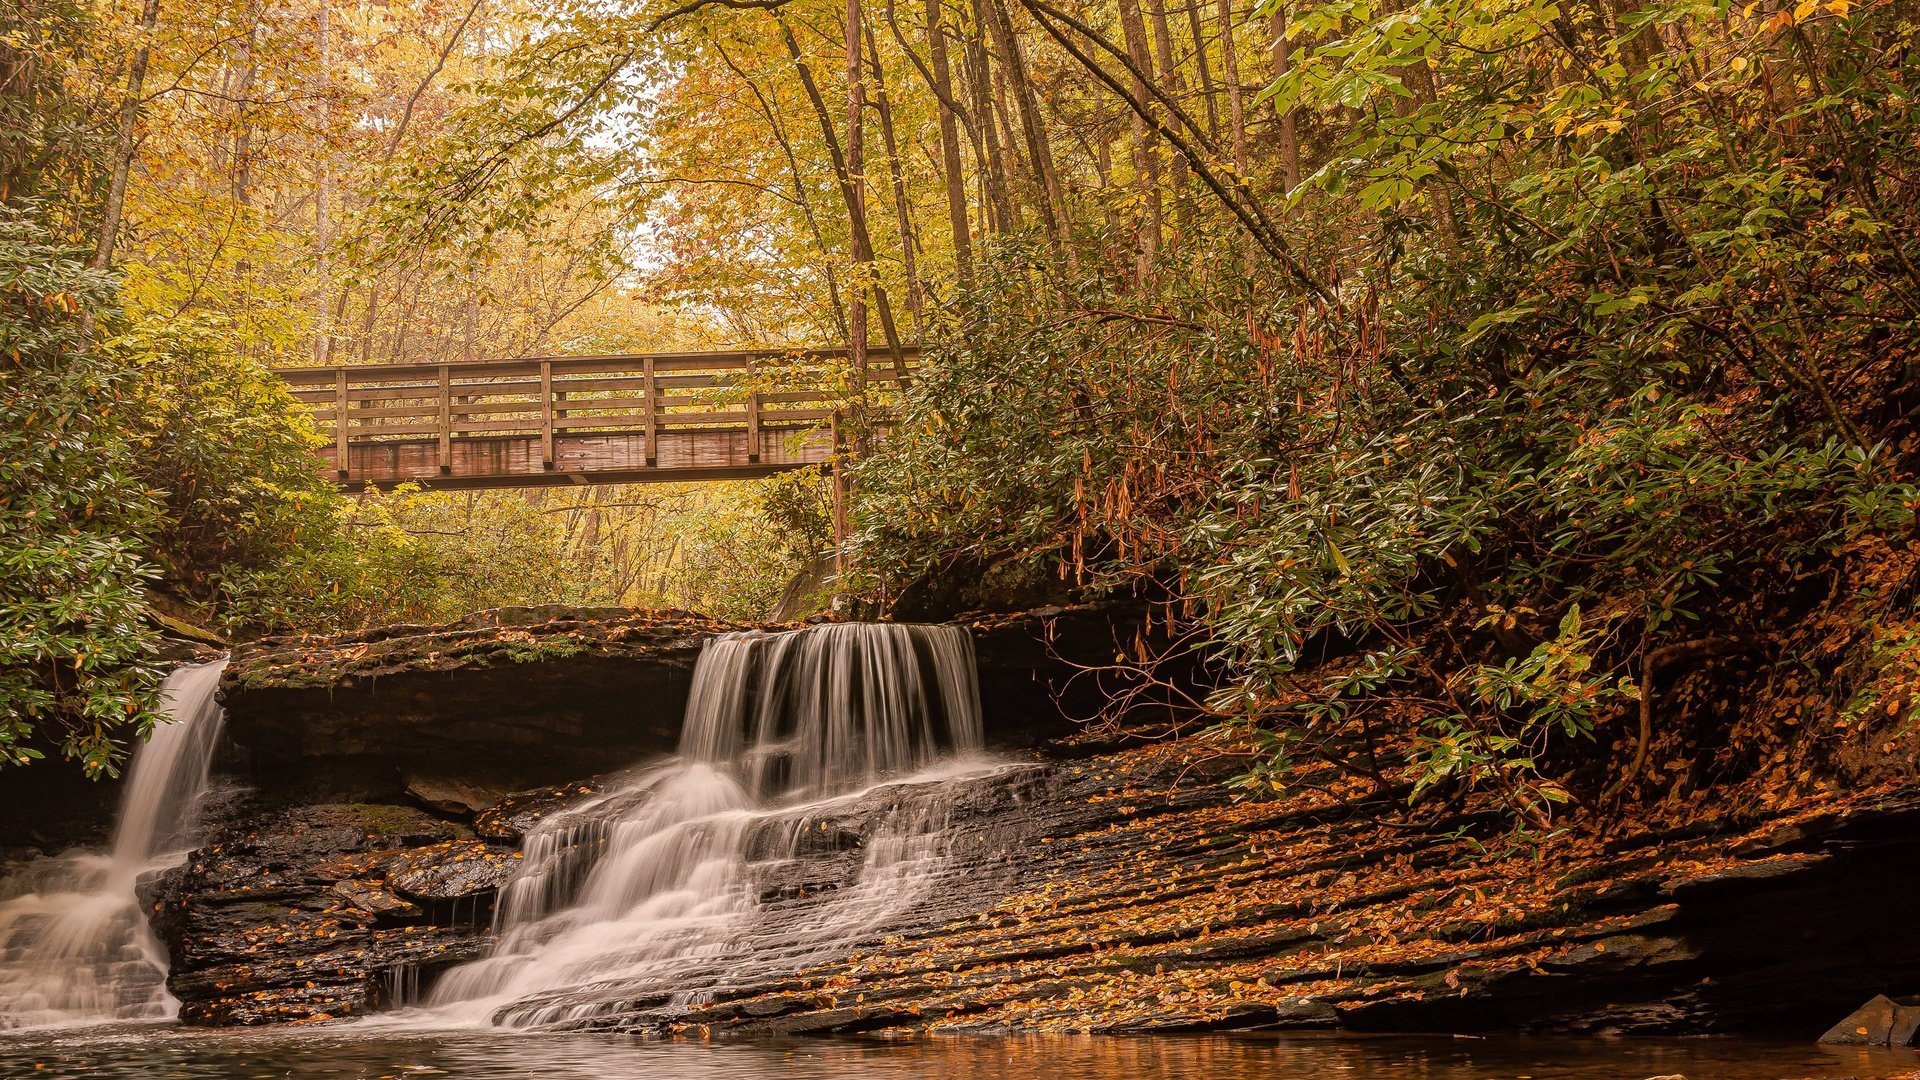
[274,346,916,487]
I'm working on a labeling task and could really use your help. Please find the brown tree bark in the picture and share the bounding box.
[846,0,871,410]
[313,0,334,363]
[777,18,907,379]
[1217,0,1248,261]
[981,0,1070,255]
[1183,0,1220,141]
[864,22,926,328]
[904,0,974,288]
[1116,0,1161,282]
[1269,8,1299,194]
[1218,0,1246,180]
[958,8,1013,232]
[1148,0,1192,222]
[93,0,164,271]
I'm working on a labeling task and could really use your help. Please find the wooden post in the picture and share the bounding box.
[745,354,762,464]
[643,355,658,466]
[830,409,848,575]
[437,364,451,473]
[540,360,555,469]
[334,368,349,478]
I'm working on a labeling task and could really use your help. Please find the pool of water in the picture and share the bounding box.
[0,1026,1915,1079]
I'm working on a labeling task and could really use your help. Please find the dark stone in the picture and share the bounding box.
[220,610,739,801]
[331,880,423,924]
[381,840,518,904]
[1820,994,1901,1045]
[1819,995,1920,1046]
[218,605,1186,804]
[145,795,497,1025]
[405,774,506,817]
[142,611,1920,1037]
[473,780,610,843]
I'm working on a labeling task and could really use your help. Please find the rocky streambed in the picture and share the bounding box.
[141,727,1920,1034]
[19,606,1916,1037]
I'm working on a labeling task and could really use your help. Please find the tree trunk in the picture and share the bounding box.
[918,0,974,288]
[1116,0,1161,282]
[1269,8,1299,195]
[778,17,906,379]
[1184,0,1219,141]
[846,0,871,410]
[313,0,334,364]
[92,0,164,271]
[982,0,1070,256]
[228,22,260,205]
[1218,0,1249,260]
[958,9,1013,232]
[865,22,925,329]
[1219,0,1247,179]
[1148,0,1191,226]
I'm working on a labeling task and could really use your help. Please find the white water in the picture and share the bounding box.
[0,660,228,1030]
[418,623,991,1028]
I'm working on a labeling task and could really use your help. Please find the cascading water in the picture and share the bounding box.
[0,659,227,1030]
[420,623,991,1028]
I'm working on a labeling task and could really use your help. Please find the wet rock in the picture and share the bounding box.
[330,880,422,924]
[1821,994,1920,1046]
[146,796,497,1025]
[218,605,1178,805]
[473,780,609,843]
[497,748,1920,1041]
[405,774,505,817]
[381,840,518,904]
[221,610,745,800]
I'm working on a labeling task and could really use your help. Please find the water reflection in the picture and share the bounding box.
[0,1027,1914,1079]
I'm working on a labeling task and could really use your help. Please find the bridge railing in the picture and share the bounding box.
[274,347,915,476]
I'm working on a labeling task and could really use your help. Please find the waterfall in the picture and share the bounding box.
[421,623,989,1028]
[0,659,227,1030]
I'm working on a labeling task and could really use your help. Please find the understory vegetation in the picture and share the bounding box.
[3,0,1917,829]
[848,0,1920,823]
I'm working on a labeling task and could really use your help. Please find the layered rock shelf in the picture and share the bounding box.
[478,744,1920,1038]
[217,604,1154,803]
[218,608,744,800]
[144,725,1920,1032]
[57,605,1911,1034]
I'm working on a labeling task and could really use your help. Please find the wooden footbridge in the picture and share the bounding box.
[275,347,913,490]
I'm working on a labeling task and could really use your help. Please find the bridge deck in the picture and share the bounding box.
[277,347,912,490]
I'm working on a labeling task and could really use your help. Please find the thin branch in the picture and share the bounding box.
[646,0,793,31]
[388,0,487,156]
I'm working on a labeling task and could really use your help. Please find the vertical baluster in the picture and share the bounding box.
[540,360,555,469]
[830,408,848,575]
[644,356,658,466]
[438,364,451,473]
[746,354,762,464]
[334,369,349,478]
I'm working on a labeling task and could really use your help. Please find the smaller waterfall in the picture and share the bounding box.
[421,624,991,1028]
[0,659,228,1030]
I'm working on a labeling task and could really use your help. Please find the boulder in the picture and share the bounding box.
[1819,994,1920,1046]
[405,774,506,818]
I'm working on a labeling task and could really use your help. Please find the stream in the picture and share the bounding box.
[2,1025,1917,1078]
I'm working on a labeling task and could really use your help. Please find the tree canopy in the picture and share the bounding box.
[1,0,1916,820]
